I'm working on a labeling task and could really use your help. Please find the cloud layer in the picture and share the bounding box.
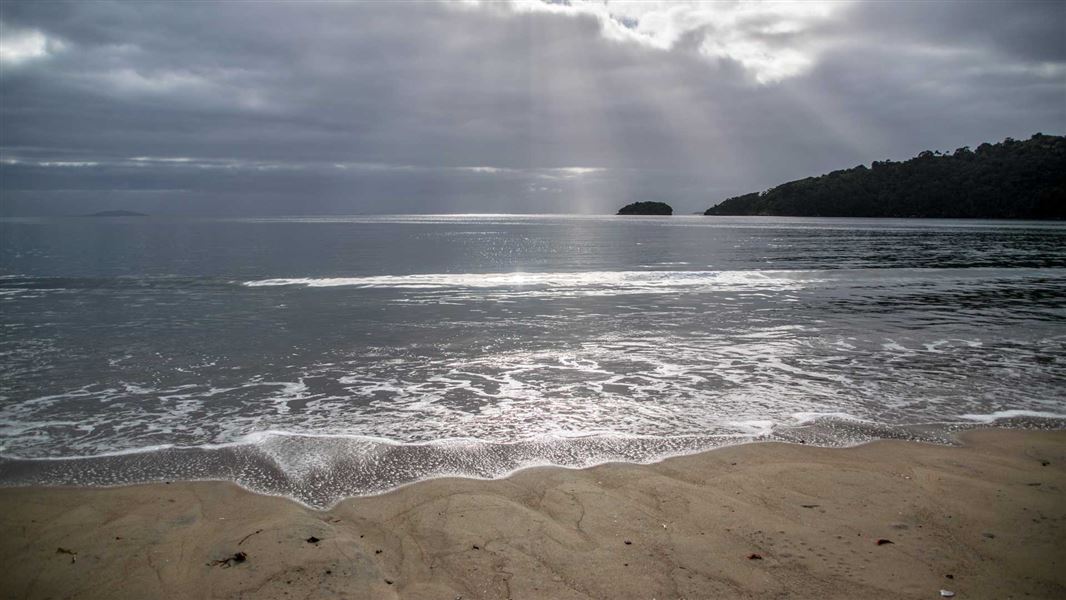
[1,0,1063,215]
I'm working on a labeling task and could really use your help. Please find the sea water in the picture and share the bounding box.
[1,215,1063,507]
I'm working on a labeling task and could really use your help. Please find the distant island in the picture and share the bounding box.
[617,201,673,215]
[84,210,148,217]
[705,133,1065,219]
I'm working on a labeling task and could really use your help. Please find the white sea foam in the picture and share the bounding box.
[726,420,776,436]
[5,323,1062,464]
[239,268,1065,302]
[959,410,1066,423]
[791,412,869,425]
[242,270,817,293]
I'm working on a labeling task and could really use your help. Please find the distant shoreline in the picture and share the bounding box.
[81,210,149,217]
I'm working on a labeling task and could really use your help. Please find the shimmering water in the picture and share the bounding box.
[1,215,1064,507]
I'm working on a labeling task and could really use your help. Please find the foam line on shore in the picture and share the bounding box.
[3,415,1061,509]
[960,410,1066,423]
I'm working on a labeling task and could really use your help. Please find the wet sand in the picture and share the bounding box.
[1,428,1063,599]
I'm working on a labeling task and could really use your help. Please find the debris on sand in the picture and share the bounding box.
[56,547,77,563]
[238,529,263,546]
[746,553,763,560]
[209,551,248,568]
[306,536,321,544]
[876,539,893,546]
[940,590,955,597]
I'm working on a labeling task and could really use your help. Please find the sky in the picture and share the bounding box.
[1,0,1064,216]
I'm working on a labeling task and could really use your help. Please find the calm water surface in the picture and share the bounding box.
[1,215,1064,507]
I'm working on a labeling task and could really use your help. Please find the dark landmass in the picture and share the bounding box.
[705,133,1065,219]
[83,210,149,217]
[617,201,673,215]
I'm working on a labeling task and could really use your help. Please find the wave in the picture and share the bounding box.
[0,431,743,509]
[241,270,816,291]
[238,268,1066,302]
[959,409,1066,423]
[2,267,1061,297]
[241,266,1066,287]
[3,414,1061,509]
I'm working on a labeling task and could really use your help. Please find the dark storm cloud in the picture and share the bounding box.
[1,0,1063,215]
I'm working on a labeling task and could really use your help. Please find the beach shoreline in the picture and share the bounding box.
[1,428,1063,599]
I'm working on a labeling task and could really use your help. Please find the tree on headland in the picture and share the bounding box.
[704,134,1065,219]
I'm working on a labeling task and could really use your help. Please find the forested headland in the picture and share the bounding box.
[704,134,1065,219]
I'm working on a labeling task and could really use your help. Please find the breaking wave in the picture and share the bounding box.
[6,414,1057,509]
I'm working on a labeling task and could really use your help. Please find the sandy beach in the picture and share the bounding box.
[1,428,1063,599]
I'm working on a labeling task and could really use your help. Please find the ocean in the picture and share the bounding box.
[1,214,1063,508]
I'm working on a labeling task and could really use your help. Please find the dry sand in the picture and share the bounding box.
[1,428,1063,599]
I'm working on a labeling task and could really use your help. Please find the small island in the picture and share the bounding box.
[617,201,672,215]
[83,210,149,217]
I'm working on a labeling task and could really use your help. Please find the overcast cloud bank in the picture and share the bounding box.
[1,0,1063,215]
